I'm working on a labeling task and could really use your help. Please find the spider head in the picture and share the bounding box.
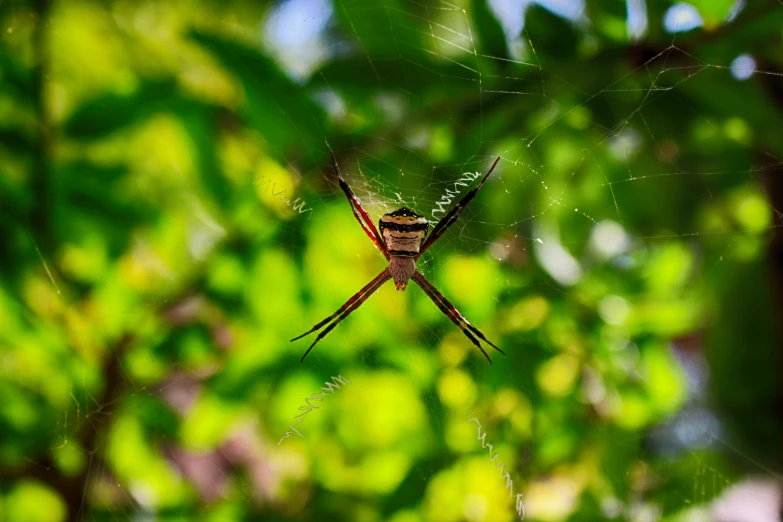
[379,207,429,257]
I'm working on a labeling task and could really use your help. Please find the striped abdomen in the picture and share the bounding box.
[379,207,429,257]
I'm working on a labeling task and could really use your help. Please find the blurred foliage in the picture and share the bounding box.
[1,0,782,521]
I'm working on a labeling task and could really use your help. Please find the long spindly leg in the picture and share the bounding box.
[412,271,505,363]
[417,156,501,257]
[329,149,390,260]
[412,274,492,364]
[294,268,392,362]
[413,271,504,354]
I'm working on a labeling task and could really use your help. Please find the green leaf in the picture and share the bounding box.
[62,78,179,140]
[0,49,34,105]
[54,160,155,255]
[175,100,232,209]
[524,4,578,60]
[189,30,326,161]
[331,0,429,61]
[5,480,66,522]
[0,127,35,155]
[470,0,508,59]
[690,0,735,28]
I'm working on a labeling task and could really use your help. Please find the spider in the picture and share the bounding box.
[292,151,504,364]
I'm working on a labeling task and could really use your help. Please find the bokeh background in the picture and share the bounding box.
[1,0,783,521]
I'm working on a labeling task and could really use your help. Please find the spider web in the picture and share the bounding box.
[260,1,783,520]
[5,0,783,521]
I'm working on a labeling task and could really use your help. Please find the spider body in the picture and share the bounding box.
[379,207,429,290]
[292,151,504,364]
[379,207,429,256]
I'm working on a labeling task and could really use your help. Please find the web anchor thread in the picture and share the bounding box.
[469,414,526,520]
[278,375,351,445]
[255,173,313,216]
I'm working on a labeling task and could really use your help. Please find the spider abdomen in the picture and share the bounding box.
[388,255,416,290]
[379,207,429,257]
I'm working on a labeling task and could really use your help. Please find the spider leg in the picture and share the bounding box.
[291,267,390,342]
[330,150,390,260]
[412,271,504,363]
[294,268,391,362]
[417,156,501,258]
[412,274,491,364]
